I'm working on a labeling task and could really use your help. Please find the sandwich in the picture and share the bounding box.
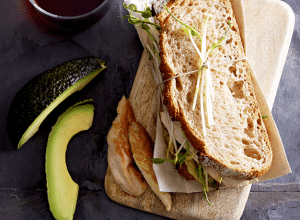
[155,0,272,181]
[107,0,273,210]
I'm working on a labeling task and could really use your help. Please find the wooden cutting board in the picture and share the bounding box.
[105,49,252,219]
[105,167,251,220]
[105,0,294,219]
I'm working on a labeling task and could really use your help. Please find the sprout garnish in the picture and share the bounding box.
[150,131,191,166]
[123,3,161,31]
[206,20,232,56]
[164,5,202,43]
[218,175,223,184]
[196,164,213,206]
[123,3,161,60]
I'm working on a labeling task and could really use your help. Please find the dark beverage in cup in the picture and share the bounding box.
[34,0,105,16]
[28,0,111,31]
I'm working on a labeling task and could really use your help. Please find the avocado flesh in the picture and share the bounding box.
[184,159,199,180]
[46,103,94,220]
[7,57,105,149]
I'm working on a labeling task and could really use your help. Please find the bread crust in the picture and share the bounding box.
[157,0,272,180]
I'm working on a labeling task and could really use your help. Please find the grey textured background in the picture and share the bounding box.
[0,0,299,219]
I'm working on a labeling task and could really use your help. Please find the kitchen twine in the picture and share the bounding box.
[145,42,248,87]
[160,56,248,85]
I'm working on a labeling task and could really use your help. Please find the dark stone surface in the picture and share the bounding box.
[0,0,299,219]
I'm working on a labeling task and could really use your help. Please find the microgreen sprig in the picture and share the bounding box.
[123,3,161,61]
[197,164,213,206]
[151,131,191,166]
[207,20,232,56]
[150,157,176,164]
[218,175,223,184]
[174,138,190,165]
[164,5,202,42]
[150,138,191,166]
[123,3,161,31]
[124,3,152,18]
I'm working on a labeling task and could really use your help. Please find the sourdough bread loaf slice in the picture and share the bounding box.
[157,0,272,180]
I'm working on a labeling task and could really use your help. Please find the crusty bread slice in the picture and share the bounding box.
[157,0,272,180]
[107,96,148,196]
[129,121,172,211]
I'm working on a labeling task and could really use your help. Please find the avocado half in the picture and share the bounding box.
[7,57,105,149]
[46,102,94,220]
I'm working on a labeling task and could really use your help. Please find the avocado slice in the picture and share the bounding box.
[46,102,94,220]
[7,57,105,148]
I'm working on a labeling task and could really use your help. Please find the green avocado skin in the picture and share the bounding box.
[7,57,104,147]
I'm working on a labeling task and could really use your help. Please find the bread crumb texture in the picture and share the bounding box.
[158,0,272,180]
